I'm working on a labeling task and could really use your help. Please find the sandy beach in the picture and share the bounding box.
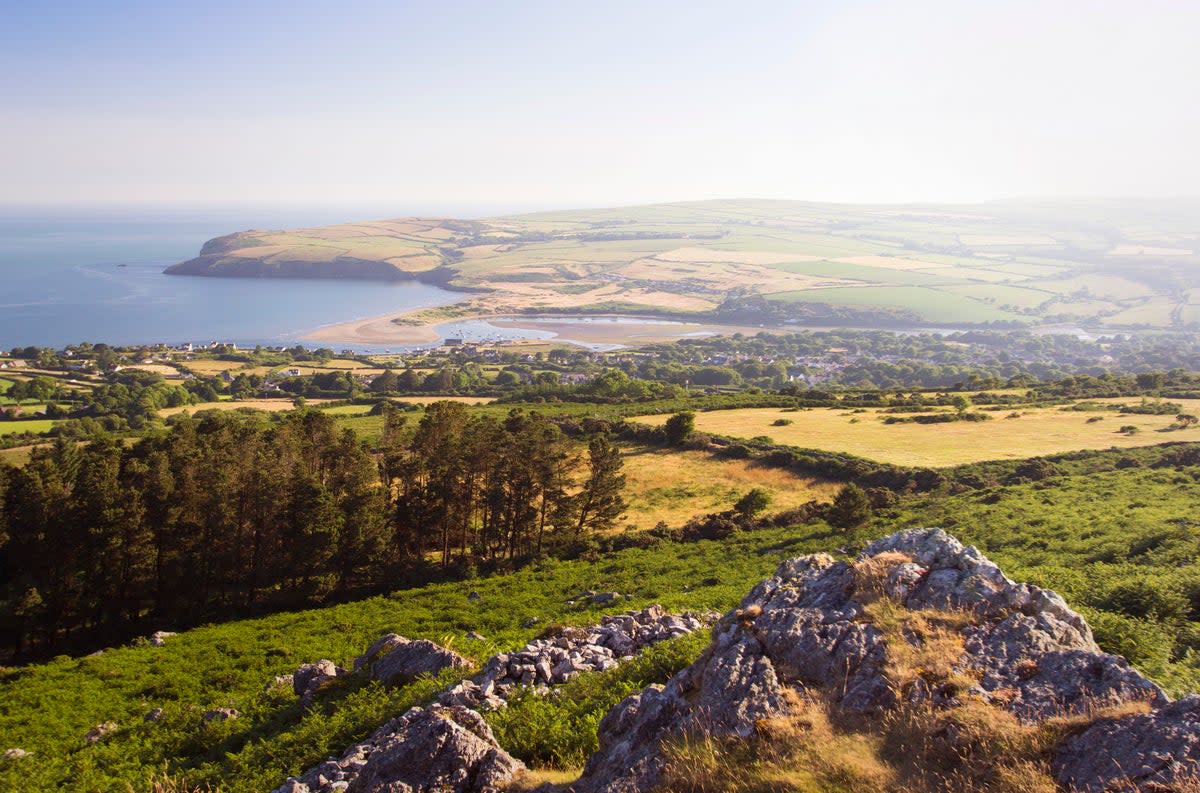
[302,314,442,345]
[301,311,786,348]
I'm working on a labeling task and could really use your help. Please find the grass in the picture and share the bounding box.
[764,285,1029,324]
[158,399,335,417]
[7,440,1200,790]
[0,525,835,793]
[632,401,1200,467]
[617,444,839,530]
[0,419,57,436]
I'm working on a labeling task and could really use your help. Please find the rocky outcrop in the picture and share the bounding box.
[440,606,715,711]
[1055,695,1200,792]
[273,704,524,793]
[293,659,346,706]
[84,722,118,744]
[149,630,176,646]
[274,607,712,793]
[570,529,1169,793]
[348,705,524,793]
[358,635,471,687]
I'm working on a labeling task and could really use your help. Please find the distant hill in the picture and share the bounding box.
[166,198,1200,329]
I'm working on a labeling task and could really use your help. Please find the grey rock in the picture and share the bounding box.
[294,659,346,705]
[366,636,470,687]
[84,721,118,744]
[1055,695,1200,792]
[149,630,177,647]
[353,633,406,673]
[467,631,486,641]
[590,592,622,606]
[346,705,523,793]
[201,708,239,723]
[3,748,29,761]
[468,591,481,603]
[143,707,164,723]
[570,528,1168,793]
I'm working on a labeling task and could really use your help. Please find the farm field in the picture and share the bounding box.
[617,445,839,531]
[165,199,1200,338]
[632,401,1200,467]
[158,398,336,417]
[0,418,57,436]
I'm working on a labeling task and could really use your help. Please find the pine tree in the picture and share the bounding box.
[575,435,627,536]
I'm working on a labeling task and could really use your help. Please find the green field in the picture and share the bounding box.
[0,418,56,436]
[764,286,1029,324]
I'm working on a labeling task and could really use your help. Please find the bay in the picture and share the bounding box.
[0,206,466,350]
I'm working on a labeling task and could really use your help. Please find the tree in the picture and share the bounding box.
[663,411,695,445]
[827,483,871,530]
[575,435,627,537]
[1176,414,1198,428]
[734,487,772,518]
[951,394,972,415]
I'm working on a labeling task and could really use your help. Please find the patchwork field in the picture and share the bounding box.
[0,419,58,436]
[617,445,840,531]
[632,401,1200,467]
[163,199,1200,340]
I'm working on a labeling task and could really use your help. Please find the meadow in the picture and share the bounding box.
[617,444,838,530]
[0,419,58,436]
[632,400,1200,467]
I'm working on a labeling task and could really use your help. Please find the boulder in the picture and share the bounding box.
[3,749,29,761]
[570,529,1167,793]
[367,637,470,687]
[149,630,177,646]
[84,722,118,744]
[143,707,164,723]
[345,705,523,793]
[202,708,239,723]
[1055,695,1200,792]
[294,659,346,705]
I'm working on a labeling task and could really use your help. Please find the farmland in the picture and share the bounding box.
[617,445,839,530]
[163,198,1200,339]
[632,399,1200,467]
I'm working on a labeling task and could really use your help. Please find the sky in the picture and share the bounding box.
[2,0,1198,209]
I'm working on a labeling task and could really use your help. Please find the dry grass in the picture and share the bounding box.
[507,767,580,791]
[618,445,840,531]
[632,402,1200,467]
[158,399,335,417]
[177,359,244,376]
[657,551,1165,793]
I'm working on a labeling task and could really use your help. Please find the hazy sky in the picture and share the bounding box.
[3,0,1197,208]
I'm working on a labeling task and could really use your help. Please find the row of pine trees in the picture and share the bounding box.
[0,404,625,657]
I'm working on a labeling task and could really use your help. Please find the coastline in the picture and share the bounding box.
[300,309,794,348]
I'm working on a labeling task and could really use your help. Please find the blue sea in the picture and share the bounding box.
[0,205,474,351]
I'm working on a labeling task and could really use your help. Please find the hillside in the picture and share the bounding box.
[5,439,1200,791]
[165,198,1200,331]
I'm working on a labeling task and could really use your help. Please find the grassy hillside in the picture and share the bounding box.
[165,198,1200,329]
[4,440,1200,791]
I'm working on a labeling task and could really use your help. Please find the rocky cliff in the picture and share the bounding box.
[276,529,1200,793]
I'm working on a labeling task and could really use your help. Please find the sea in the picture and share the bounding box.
[0,205,489,352]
